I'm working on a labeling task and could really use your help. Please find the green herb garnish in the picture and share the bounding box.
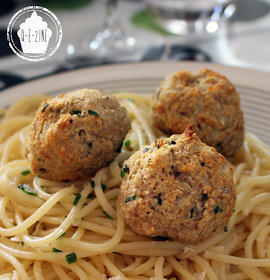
[56,232,65,240]
[91,180,95,188]
[52,248,63,252]
[101,210,113,220]
[78,129,84,136]
[224,226,228,232]
[88,142,92,148]
[21,242,24,246]
[214,206,220,214]
[201,162,205,166]
[88,110,99,117]
[168,140,176,145]
[21,170,31,176]
[73,110,81,116]
[121,164,129,178]
[157,193,162,205]
[101,184,107,192]
[143,147,150,153]
[125,195,137,203]
[66,252,77,264]
[18,184,37,196]
[73,193,81,206]
[42,103,48,112]
[124,139,131,147]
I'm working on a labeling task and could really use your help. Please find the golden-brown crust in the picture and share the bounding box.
[119,126,236,242]
[150,68,245,157]
[26,89,130,182]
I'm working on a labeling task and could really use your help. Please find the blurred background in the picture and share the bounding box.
[0,0,270,90]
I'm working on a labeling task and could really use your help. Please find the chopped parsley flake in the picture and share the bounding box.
[101,184,107,192]
[220,209,224,212]
[124,139,131,147]
[224,226,228,232]
[21,170,31,176]
[21,242,24,246]
[73,193,81,206]
[18,184,37,196]
[88,142,92,148]
[214,206,220,214]
[233,209,236,213]
[143,147,150,153]
[40,168,46,171]
[66,252,77,264]
[42,103,48,112]
[56,232,65,240]
[73,110,81,116]
[101,210,113,220]
[201,162,205,166]
[88,110,99,117]
[121,164,129,178]
[91,180,95,188]
[125,195,137,203]
[168,140,176,145]
[157,193,162,205]
[87,195,94,200]
[52,248,63,252]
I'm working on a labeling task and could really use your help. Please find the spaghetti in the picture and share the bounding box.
[0,93,269,280]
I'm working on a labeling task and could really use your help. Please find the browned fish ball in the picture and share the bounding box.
[26,89,130,182]
[119,126,235,243]
[150,68,244,157]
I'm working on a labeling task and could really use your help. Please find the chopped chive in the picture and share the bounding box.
[40,168,46,171]
[143,147,150,153]
[81,217,84,220]
[157,142,161,149]
[168,140,176,145]
[125,195,137,203]
[73,110,81,116]
[36,174,41,178]
[40,131,42,134]
[214,206,220,214]
[101,184,107,192]
[190,208,194,219]
[112,252,122,255]
[87,195,94,200]
[91,180,95,188]
[42,103,48,112]
[157,193,162,205]
[18,184,37,196]
[73,193,81,206]
[56,232,65,240]
[37,158,40,161]
[120,169,125,178]
[88,142,92,148]
[88,110,99,117]
[124,139,131,147]
[201,162,205,166]
[66,252,77,264]
[224,226,228,232]
[52,248,63,252]
[21,242,24,246]
[21,170,31,176]
[220,209,224,212]
[157,89,161,99]
[233,209,236,213]
[116,142,123,153]
[101,210,113,220]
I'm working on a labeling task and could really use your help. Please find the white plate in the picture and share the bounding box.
[1,61,270,146]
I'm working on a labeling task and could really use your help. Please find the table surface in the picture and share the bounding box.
[0,0,269,90]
